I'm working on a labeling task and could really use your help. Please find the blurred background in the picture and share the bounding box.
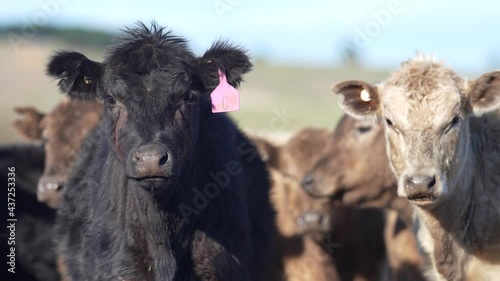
[1,0,500,143]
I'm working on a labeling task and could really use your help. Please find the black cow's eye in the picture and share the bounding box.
[183,92,194,103]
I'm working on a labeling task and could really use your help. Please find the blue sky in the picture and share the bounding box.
[2,0,500,74]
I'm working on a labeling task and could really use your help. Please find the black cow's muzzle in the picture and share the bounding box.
[126,143,174,182]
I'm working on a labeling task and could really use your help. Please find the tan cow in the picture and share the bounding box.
[13,99,103,208]
[332,55,500,281]
[302,115,425,281]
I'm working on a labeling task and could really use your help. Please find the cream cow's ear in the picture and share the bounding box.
[332,80,381,119]
[468,71,500,116]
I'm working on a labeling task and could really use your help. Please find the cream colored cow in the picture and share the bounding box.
[332,55,500,281]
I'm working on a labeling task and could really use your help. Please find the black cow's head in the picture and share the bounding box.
[46,22,251,188]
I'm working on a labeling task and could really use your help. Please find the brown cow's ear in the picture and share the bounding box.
[468,71,500,116]
[332,80,380,119]
[12,107,45,142]
[250,136,279,167]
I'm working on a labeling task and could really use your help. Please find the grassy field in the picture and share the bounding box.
[0,39,388,144]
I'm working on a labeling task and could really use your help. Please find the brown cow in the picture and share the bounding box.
[255,128,389,281]
[13,98,102,208]
[272,128,332,181]
[302,115,425,281]
[301,116,399,213]
[252,131,340,281]
[270,167,340,281]
[332,55,500,280]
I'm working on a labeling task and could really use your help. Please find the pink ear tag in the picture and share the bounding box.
[210,70,240,113]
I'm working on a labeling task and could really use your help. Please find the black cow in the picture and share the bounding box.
[0,144,60,281]
[47,22,275,281]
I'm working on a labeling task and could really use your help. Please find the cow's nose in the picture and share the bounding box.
[37,176,63,209]
[296,211,331,234]
[404,174,436,195]
[130,144,171,178]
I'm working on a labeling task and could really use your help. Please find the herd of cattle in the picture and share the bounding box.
[2,22,500,281]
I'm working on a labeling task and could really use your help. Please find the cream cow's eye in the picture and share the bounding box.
[385,118,393,127]
[445,115,460,133]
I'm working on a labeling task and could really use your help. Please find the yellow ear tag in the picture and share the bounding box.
[360,89,371,102]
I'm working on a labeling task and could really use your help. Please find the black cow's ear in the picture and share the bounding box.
[196,41,252,92]
[46,51,104,101]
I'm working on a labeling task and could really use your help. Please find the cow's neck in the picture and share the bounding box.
[413,174,474,279]
[105,155,190,280]
[467,112,500,250]
[126,187,177,277]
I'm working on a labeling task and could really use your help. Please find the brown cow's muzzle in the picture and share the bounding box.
[37,176,63,209]
[296,211,332,234]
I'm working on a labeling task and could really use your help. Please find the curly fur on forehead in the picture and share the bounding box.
[105,21,195,74]
[382,55,464,102]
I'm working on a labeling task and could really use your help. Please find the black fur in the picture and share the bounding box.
[48,21,274,281]
[46,51,104,101]
[0,144,59,281]
[196,41,252,91]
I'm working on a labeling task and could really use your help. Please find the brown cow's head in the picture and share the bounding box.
[13,99,102,208]
[269,168,332,236]
[253,129,333,235]
[332,56,500,208]
[302,115,396,207]
[277,128,331,181]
